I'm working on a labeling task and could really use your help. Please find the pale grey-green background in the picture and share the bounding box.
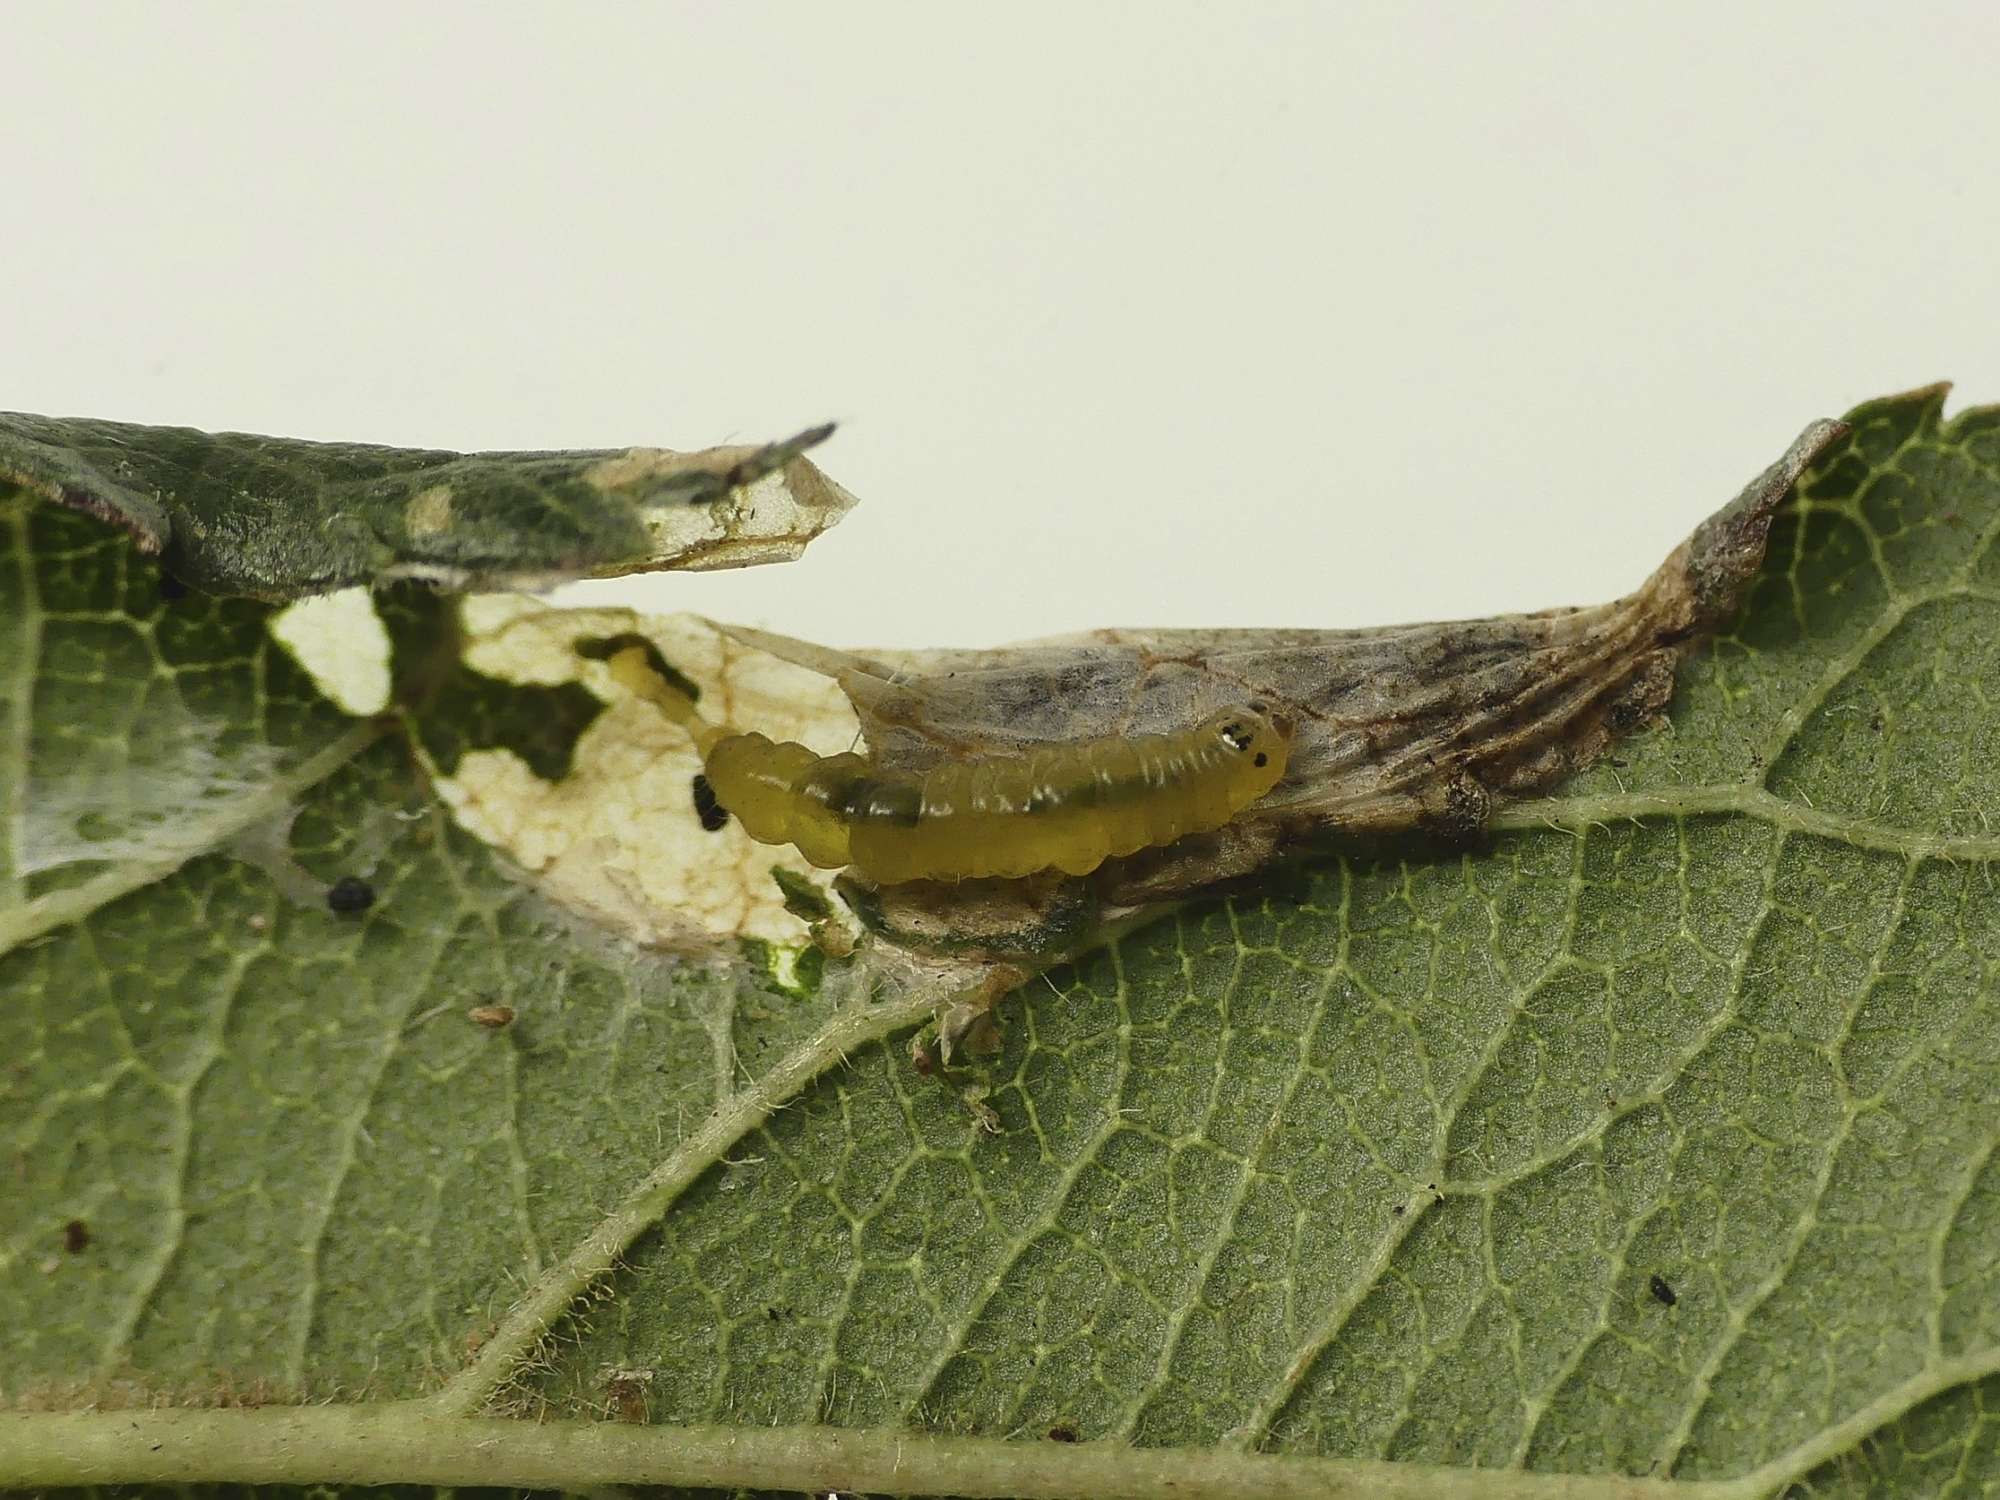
[3,2,1996,646]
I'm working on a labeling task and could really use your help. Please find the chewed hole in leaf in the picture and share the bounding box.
[268,589,393,716]
[425,597,860,949]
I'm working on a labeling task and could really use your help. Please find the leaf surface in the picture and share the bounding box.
[5,388,2000,1499]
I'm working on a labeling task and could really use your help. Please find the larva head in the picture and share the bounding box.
[1206,703,1292,802]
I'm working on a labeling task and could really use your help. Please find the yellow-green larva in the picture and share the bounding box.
[599,643,1292,884]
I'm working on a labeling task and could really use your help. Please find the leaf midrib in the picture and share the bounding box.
[11,1351,2000,1500]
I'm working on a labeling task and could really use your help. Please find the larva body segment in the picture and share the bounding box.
[596,640,1291,884]
[710,709,1290,884]
[702,735,867,870]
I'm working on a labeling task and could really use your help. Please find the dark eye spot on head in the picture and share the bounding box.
[1248,700,1267,714]
[326,876,376,915]
[1220,721,1251,752]
[1254,752,1268,768]
[691,773,728,831]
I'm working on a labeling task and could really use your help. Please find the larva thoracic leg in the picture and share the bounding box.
[591,637,1291,884]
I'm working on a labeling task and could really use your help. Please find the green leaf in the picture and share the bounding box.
[0,413,849,598]
[5,387,2000,1499]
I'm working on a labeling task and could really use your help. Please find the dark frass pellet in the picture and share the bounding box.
[326,876,376,914]
[63,1219,90,1253]
[1649,1273,1678,1307]
[691,773,728,832]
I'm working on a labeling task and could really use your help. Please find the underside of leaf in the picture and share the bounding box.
[6,387,2000,1500]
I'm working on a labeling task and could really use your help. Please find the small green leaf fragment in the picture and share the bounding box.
[771,865,834,922]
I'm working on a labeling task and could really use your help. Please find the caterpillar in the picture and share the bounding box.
[591,638,1292,884]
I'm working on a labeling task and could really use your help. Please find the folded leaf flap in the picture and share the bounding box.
[728,417,1852,842]
[0,413,848,600]
[1685,414,1860,623]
